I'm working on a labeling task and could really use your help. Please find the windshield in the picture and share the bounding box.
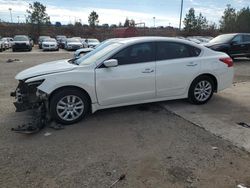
[67,39,80,42]
[39,36,50,40]
[209,34,235,44]
[14,36,28,41]
[44,39,56,42]
[75,42,122,65]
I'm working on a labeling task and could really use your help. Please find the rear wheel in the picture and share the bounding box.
[188,76,215,105]
[50,88,90,125]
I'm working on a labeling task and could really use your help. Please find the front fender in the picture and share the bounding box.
[25,70,97,104]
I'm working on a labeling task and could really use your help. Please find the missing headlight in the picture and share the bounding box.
[27,79,45,87]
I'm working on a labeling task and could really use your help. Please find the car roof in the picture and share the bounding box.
[116,36,203,48]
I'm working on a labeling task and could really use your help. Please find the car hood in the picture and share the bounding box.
[15,59,77,80]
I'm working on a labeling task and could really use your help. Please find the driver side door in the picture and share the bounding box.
[95,42,156,106]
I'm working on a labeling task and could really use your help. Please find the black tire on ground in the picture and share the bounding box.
[188,75,215,105]
[12,48,16,52]
[50,88,90,125]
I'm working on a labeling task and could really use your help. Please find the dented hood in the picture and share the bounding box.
[15,59,77,80]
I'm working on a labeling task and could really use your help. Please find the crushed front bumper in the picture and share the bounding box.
[10,80,47,112]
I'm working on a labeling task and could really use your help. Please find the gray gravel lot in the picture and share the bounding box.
[1,49,250,188]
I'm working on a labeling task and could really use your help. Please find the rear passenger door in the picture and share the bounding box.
[243,34,250,57]
[155,42,201,98]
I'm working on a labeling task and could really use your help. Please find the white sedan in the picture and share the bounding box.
[42,38,59,51]
[12,37,234,125]
[65,38,83,51]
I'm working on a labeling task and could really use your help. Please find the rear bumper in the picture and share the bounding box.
[217,67,234,92]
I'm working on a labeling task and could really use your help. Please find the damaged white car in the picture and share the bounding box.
[11,37,234,125]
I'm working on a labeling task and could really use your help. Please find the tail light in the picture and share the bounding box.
[219,57,233,67]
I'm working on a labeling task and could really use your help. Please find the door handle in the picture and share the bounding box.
[186,62,197,67]
[142,68,154,73]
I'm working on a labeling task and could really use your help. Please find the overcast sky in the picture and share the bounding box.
[0,0,249,27]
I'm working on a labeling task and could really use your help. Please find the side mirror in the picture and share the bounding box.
[103,59,118,68]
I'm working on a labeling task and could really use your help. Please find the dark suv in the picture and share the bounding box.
[12,35,32,52]
[205,33,250,58]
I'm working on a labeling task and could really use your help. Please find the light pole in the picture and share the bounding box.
[179,0,184,30]
[153,17,155,28]
[17,16,20,24]
[9,8,13,23]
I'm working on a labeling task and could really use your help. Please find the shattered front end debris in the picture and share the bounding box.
[10,79,49,134]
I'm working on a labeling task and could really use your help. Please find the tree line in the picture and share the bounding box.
[183,4,250,34]
[24,1,250,36]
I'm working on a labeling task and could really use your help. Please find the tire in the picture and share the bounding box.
[188,76,215,105]
[50,88,90,125]
[12,48,16,52]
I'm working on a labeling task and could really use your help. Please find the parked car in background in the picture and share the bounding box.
[1,37,11,49]
[0,39,5,52]
[205,33,250,58]
[12,37,234,125]
[58,38,67,49]
[80,38,88,48]
[12,35,32,52]
[29,37,34,47]
[85,38,100,48]
[74,48,94,58]
[56,35,66,42]
[42,38,59,51]
[65,38,83,50]
[38,36,50,49]
[6,37,14,47]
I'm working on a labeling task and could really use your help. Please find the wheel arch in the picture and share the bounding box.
[191,73,218,92]
[48,85,92,107]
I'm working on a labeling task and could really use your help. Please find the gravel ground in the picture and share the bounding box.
[0,50,250,188]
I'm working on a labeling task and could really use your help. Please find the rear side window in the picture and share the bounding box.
[111,42,155,65]
[156,42,201,61]
[243,35,250,43]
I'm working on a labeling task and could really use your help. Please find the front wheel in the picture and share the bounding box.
[188,76,214,105]
[50,89,90,125]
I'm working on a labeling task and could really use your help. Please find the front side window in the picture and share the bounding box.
[232,35,243,44]
[111,42,155,65]
[156,42,201,61]
[243,35,250,43]
[76,42,122,65]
